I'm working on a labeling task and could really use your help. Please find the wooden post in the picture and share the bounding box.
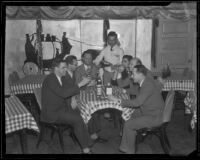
[36,19,43,74]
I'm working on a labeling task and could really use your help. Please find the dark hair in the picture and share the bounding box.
[123,55,133,62]
[108,31,117,38]
[52,57,65,68]
[132,57,142,65]
[81,50,93,59]
[121,69,129,80]
[134,64,147,76]
[64,55,77,65]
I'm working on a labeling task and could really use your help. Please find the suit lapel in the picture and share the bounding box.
[53,73,62,87]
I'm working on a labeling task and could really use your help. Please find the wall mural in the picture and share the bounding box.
[23,31,72,75]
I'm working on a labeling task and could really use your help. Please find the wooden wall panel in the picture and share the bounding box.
[155,19,196,73]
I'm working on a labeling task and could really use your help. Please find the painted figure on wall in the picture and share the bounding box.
[24,34,38,65]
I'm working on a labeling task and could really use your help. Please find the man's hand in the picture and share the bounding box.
[78,76,91,87]
[107,95,119,103]
[87,80,96,86]
[71,96,78,110]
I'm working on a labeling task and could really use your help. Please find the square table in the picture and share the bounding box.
[75,86,135,124]
[5,95,39,153]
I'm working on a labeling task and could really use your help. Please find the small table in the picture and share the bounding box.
[5,95,39,153]
[10,75,46,95]
[75,86,135,124]
[163,80,195,91]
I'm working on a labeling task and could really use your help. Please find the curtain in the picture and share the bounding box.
[6,4,196,20]
[151,18,158,68]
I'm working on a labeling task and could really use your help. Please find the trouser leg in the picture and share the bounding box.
[57,111,91,149]
[119,120,137,154]
[88,113,101,135]
[119,115,161,154]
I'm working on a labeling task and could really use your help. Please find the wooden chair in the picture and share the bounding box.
[33,88,79,152]
[135,90,175,154]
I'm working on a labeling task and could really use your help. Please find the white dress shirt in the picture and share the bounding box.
[66,69,73,78]
[94,45,124,72]
[139,78,145,87]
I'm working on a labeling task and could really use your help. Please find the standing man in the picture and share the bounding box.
[108,64,165,154]
[41,58,92,154]
[94,31,124,85]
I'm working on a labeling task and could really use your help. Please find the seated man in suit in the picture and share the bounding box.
[75,50,99,87]
[129,57,164,93]
[63,55,107,143]
[108,64,165,154]
[40,58,92,154]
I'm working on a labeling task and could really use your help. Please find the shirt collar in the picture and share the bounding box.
[109,44,118,50]
[66,68,73,78]
[84,64,91,70]
[55,74,62,86]
[139,78,145,87]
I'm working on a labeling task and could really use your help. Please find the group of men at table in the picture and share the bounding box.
[41,31,165,154]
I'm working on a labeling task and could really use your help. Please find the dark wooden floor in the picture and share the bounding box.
[5,108,196,155]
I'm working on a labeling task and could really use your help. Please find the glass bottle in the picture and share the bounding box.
[96,72,102,97]
[106,82,112,96]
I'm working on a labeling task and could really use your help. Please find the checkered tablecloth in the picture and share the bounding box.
[10,83,42,95]
[5,95,39,134]
[10,79,195,95]
[75,86,135,124]
[10,75,46,95]
[163,80,195,91]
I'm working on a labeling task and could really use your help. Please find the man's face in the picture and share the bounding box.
[129,59,138,72]
[132,68,141,83]
[83,53,93,66]
[57,62,67,77]
[122,58,129,68]
[69,59,78,72]
[107,36,117,48]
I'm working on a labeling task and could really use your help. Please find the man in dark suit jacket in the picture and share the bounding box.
[108,64,165,154]
[41,58,92,154]
[75,50,99,87]
[63,55,106,143]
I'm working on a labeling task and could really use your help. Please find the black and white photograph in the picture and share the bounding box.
[2,1,197,156]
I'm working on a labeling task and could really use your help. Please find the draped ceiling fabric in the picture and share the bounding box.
[6,3,196,20]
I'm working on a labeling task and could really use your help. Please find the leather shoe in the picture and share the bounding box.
[82,150,93,154]
[90,137,108,147]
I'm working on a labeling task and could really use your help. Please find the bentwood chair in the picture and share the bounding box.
[135,90,175,154]
[33,88,79,152]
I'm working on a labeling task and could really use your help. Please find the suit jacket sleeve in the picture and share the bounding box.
[117,78,130,88]
[126,82,139,96]
[121,80,153,107]
[91,65,98,80]
[75,67,83,84]
[47,75,80,98]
